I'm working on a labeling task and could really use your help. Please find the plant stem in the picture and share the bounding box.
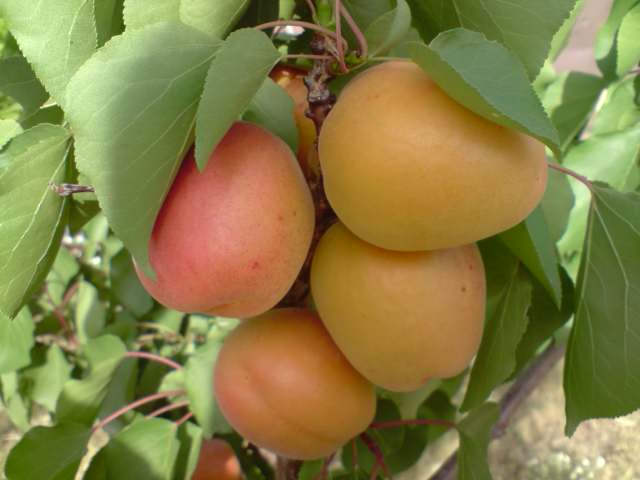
[548,163,593,192]
[175,411,194,427]
[429,343,565,480]
[333,0,349,72]
[93,389,184,432]
[146,400,189,419]
[338,2,368,58]
[360,432,392,479]
[124,351,182,370]
[254,20,347,50]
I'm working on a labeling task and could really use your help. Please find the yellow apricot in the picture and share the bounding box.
[271,65,317,175]
[311,223,486,392]
[135,122,314,318]
[214,308,376,460]
[192,439,241,480]
[318,60,547,251]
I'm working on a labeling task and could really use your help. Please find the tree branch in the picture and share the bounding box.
[429,343,565,480]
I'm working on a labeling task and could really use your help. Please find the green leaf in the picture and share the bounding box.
[110,249,153,317]
[5,422,91,480]
[195,28,281,169]
[90,418,180,480]
[180,0,250,37]
[406,0,576,79]
[365,0,412,57]
[243,78,298,153]
[456,403,499,480]
[0,125,70,318]
[564,184,640,435]
[0,308,34,374]
[548,0,584,61]
[0,0,97,107]
[236,0,279,28]
[57,335,126,426]
[592,78,640,135]
[499,207,562,306]
[410,29,560,150]
[0,118,21,150]
[558,127,640,277]
[123,0,180,30]
[95,0,125,46]
[22,345,73,412]
[462,243,533,411]
[0,55,48,117]
[542,168,575,243]
[75,281,107,344]
[184,341,227,436]
[595,0,639,79]
[617,3,640,76]
[174,421,203,480]
[542,72,607,151]
[65,22,221,276]
[1,373,30,431]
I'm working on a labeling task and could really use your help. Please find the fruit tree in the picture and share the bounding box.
[0,1,639,479]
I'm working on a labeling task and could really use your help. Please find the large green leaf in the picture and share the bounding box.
[365,0,412,57]
[541,167,575,243]
[542,72,607,152]
[406,0,576,79]
[617,3,640,76]
[410,29,559,150]
[22,345,73,412]
[65,22,221,276]
[180,0,250,37]
[57,335,126,426]
[123,0,180,30]
[242,78,298,153]
[499,207,562,307]
[595,0,639,79]
[592,78,640,135]
[456,403,499,480]
[5,422,91,480]
[0,0,97,107]
[564,184,640,435]
[0,125,70,318]
[174,421,203,480]
[88,418,180,480]
[0,308,34,374]
[558,127,640,277]
[462,242,533,411]
[195,28,281,169]
[0,55,48,117]
[184,341,228,436]
[0,118,21,150]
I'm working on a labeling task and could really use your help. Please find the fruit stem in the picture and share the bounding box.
[93,389,184,432]
[146,400,189,419]
[124,350,182,370]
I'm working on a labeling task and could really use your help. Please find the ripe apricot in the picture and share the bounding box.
[319,60,547,251]
[271,65,316,172]
[192,439,241,480]
[135,122,314,318]
[311,223,486,392]
[214,308,376,460]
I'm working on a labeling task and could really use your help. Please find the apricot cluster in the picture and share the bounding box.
[136,60,547,461]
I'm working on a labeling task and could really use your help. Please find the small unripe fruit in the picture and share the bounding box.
[136,122,315,318]
[192,439,241,480]
[319,61,547,251]
[214,308,376,460]
[311,223,486,392]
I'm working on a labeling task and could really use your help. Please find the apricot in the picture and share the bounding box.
[135,122,314,318]
[214,308,376,459]
[192,439,241,480]
[271,65,317,172]
[318,60,548,251]
[310,223,486,392]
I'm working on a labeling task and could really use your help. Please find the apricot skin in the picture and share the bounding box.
[136,122,314,318]
[192,439,241,480]
[311,223,486,392]
[318,61,548,251]
[214,308,376,460]
[271,65,316,171]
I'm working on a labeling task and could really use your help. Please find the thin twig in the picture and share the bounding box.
[334,0,349,72]
[360,433,392,479]
[175,411,194,427]
[124,351,182,370]
[429,344,565,480]
[93,389,184,432]
[255,20,347,50]
[548,163,593,192]
[145,400,189,419]
[339,2,368,58]
[304,0,317,17]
